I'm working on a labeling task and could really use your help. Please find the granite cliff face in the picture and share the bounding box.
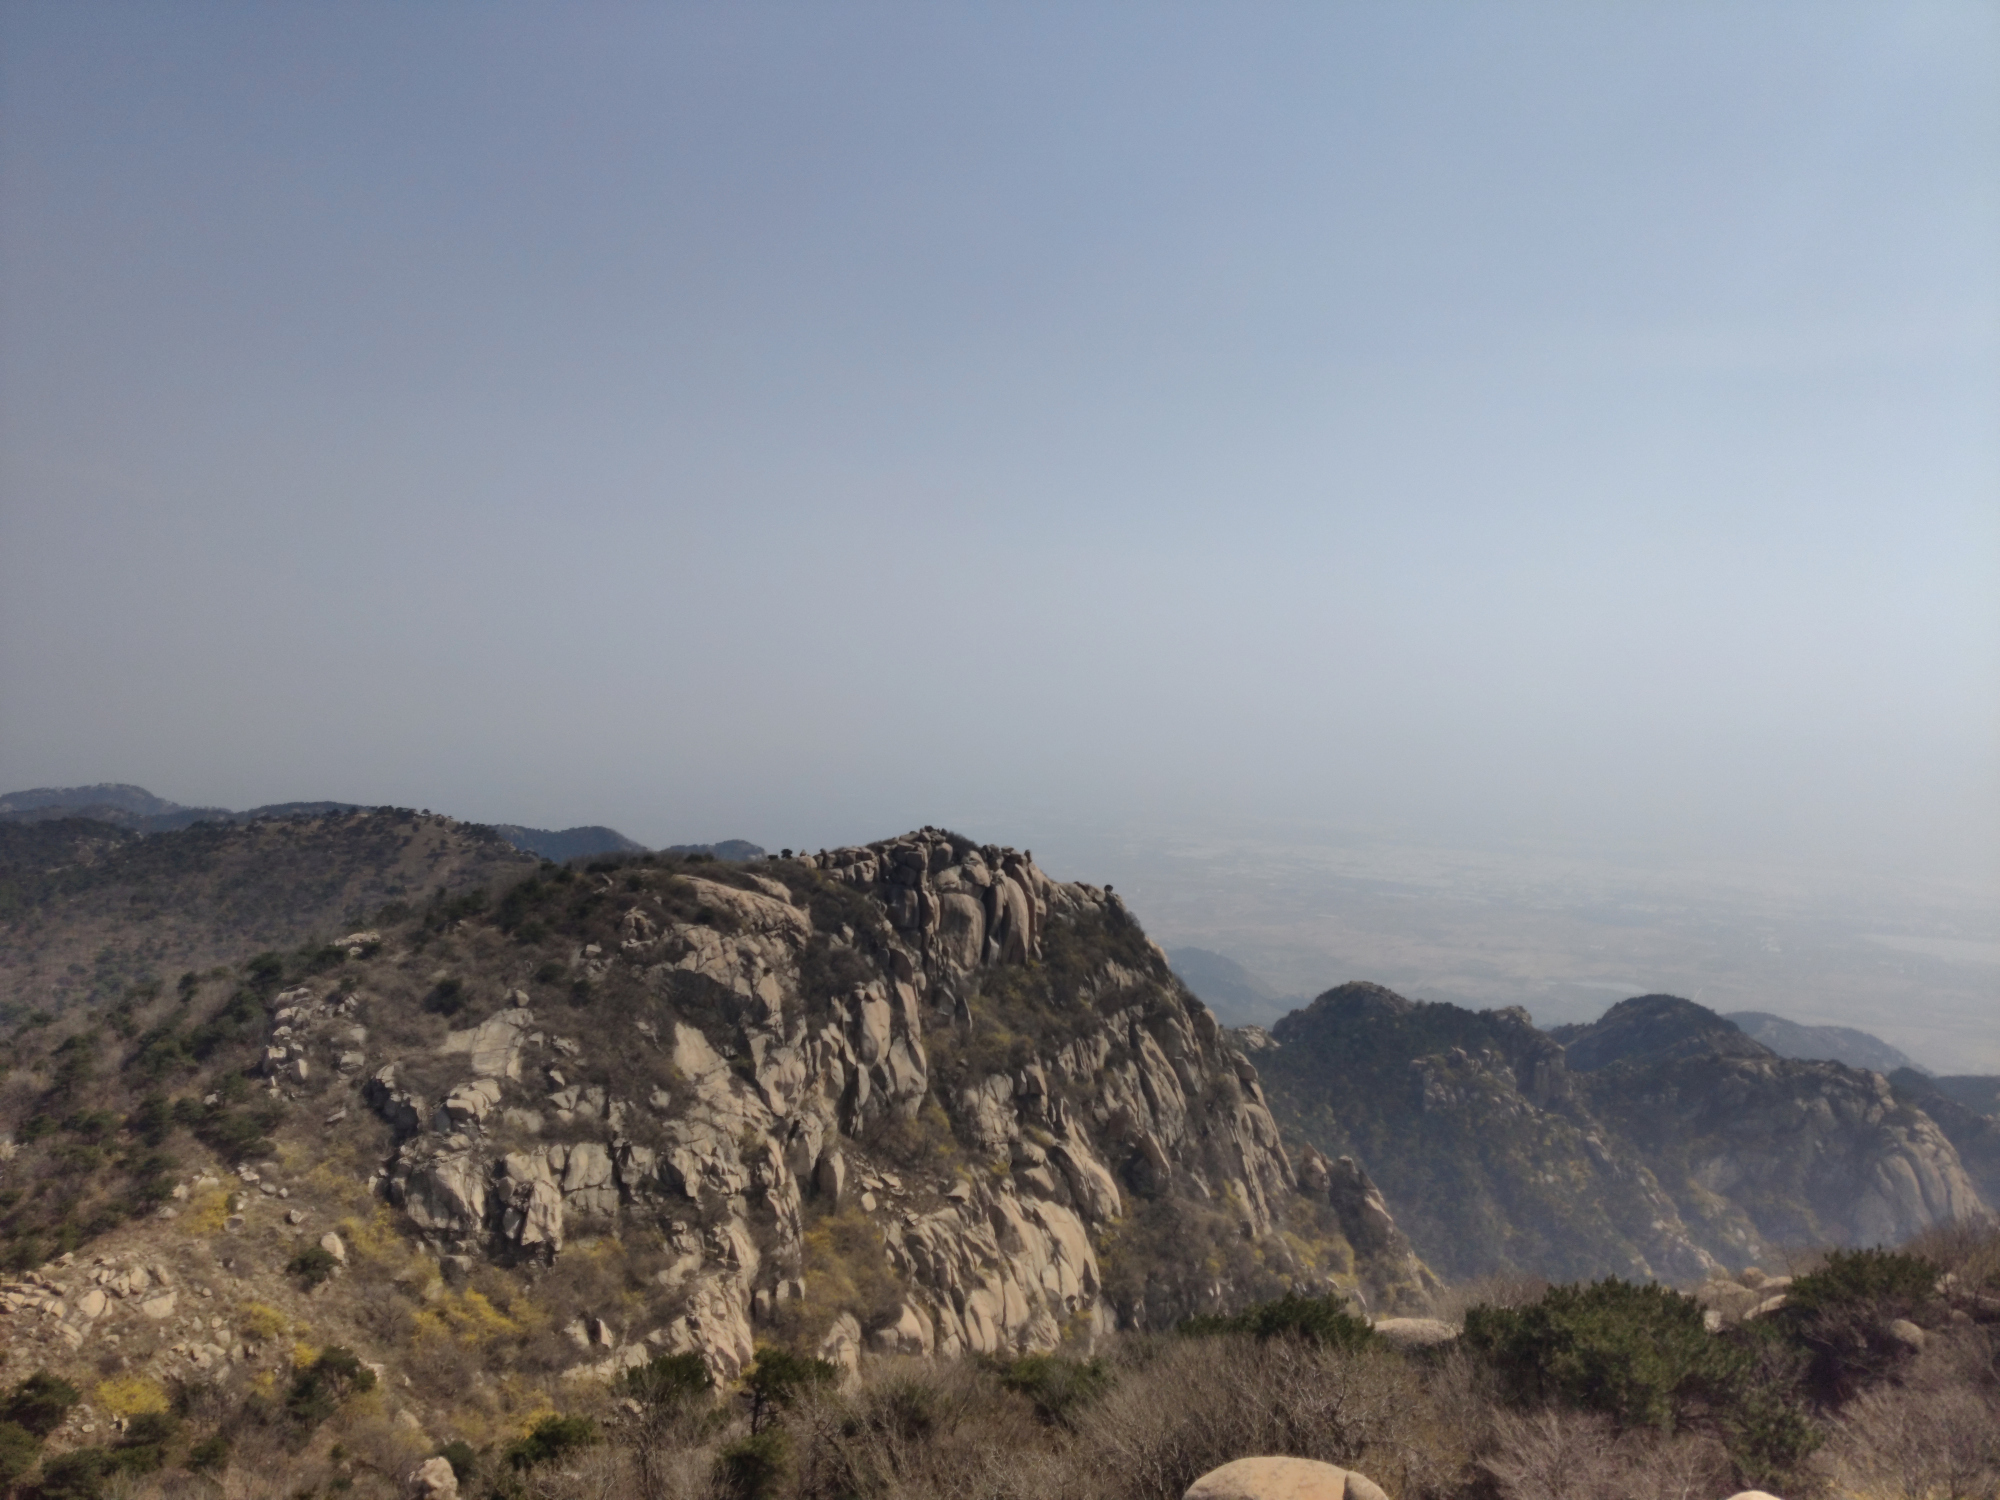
[1568,998,1983,1252]
[1251,987,1985,1284]
[1887,1067,2000,1210]
[29,828,1425,1393]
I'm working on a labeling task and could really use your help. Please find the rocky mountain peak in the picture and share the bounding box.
[1276,980,1415,1031]
[0,826,1433,1403]
[1551,993,1772,1072]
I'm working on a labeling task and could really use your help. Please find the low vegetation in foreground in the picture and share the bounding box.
[0,1224,1987,1500]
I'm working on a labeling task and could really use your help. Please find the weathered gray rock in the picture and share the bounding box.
[814,1149,846,1204]
[497,1151,563,1252]
[441,1077,503,1128]
[407,1455,458,1499]
[399,1151,488,1238]
[443,1006,535,1081]
[555,1141,618,1216]
[817,1311,863,1375]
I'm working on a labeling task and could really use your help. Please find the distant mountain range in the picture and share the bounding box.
[1169,941,1941,1079]
[0,782,362,833]
[1167,946,1305,1027]
[485,823,648,862]
[0,783,761,866]
[1725,1009,1926,1074]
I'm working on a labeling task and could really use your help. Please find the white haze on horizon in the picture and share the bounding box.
[2,6,1996,1012]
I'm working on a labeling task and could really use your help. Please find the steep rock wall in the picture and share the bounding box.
[316,832,1432,1379]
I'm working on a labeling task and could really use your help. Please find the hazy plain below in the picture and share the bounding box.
[1026,824,2000,1074]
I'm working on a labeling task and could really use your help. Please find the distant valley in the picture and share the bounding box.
[1073,825,2000,1071]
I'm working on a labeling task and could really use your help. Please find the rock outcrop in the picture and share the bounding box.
[334,831,1429,1378]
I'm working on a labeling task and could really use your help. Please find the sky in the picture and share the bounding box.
[3,3,1997,903]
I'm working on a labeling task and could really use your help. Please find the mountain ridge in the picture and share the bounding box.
[1726,1009,1926,1074]
[0,785,658,864]
[1250,984,1985,1283]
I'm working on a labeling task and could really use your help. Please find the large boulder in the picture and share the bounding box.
[407,1456,458,1499]
[1184,1456,1390,1500]
[442,1005,535,1081]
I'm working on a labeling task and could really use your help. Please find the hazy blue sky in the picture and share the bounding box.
[3,3,1996,889]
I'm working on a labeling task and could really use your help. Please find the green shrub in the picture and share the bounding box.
[715,1428,790,1500]
[1780,1248,1942,1404]
[1717,1355,1823,1491]
[617,1351,713,1409]
[126,1093,173,1146]
[186,1434,231,1474]
[1785,1248,1937,1318]
[285,1347,375,1431]
[1464,1279,1721,1431]
[189,1100,281,1162]
[0,1421,41,1485]
[1466,1279,1823,1488]
[742,1349,837,1433]
[287,1245,339,1288]
[1,1373,80,1438]
[437,1440,475,1484]
[1180,1292,1375,1350]
[506,1415,597,1470]
[423,979,468,1017]
[298,943,347,974]
[188,990,263,1059]
[109,1410,179,1474]
[27,1445,111,1500]
[998,1353,1112,1427]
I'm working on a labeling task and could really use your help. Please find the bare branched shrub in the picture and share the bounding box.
[785,1357,1045,1500]
[512,1439,636,1500]
[1481,1408,1732,1500]
[1070,1335,1451,1500]
[1481,1408,1621,1500]
[627,1438,727,1500]
[1907,1215,2000,1302]
[1427,1272,1549,1327]
[1824,1327,2000,1500]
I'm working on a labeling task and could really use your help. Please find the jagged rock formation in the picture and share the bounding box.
[1250,986,1986,1283]
[306,831,1435,1378]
